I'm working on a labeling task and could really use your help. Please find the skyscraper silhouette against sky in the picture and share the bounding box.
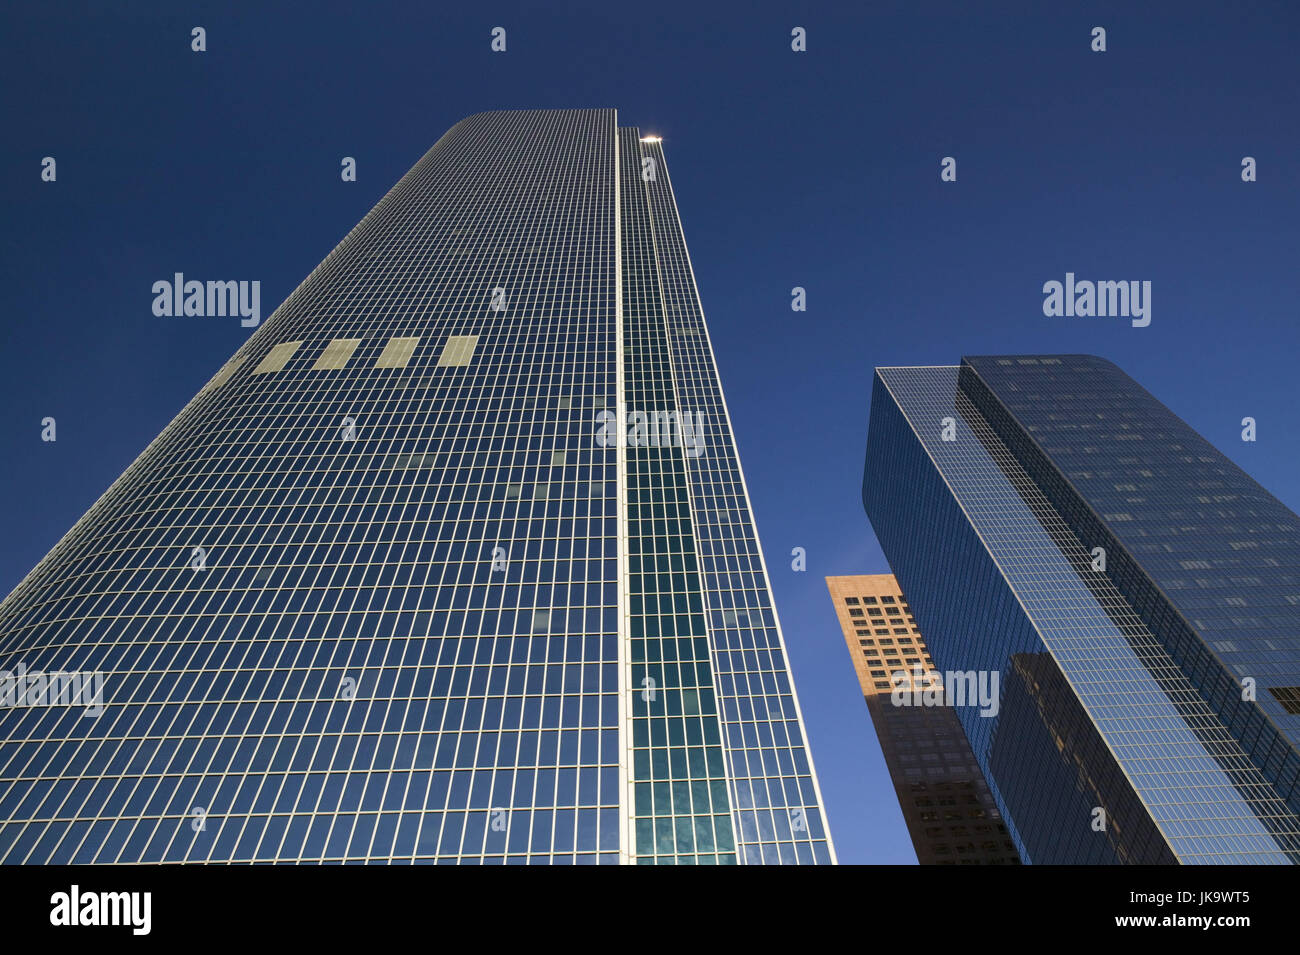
[0,109,833,864]
[864,354,1300,864]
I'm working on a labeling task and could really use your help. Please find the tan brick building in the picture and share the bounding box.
[827,574,1020,864]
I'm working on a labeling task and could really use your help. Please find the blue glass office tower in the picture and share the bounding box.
[864,355,1300,864]
[0,109,832,864]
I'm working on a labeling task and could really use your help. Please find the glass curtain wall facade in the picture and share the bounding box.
[863,354,1300,864]
[0,109,832,865]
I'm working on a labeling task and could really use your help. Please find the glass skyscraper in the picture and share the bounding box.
[0,109,833,864]
[864,354,1300,864]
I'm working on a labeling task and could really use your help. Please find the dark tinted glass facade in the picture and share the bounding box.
[864,355,1300,864]
[0,109,832,864]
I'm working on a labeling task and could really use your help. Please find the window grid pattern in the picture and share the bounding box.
[0,108,832,865]
[638,139,834,864]
[0,109,622,864]
[961,355,1300,812]
[617,129,737,864]
[868,365,1300,863]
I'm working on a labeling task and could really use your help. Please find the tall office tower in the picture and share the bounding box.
[0,109,832,864]
[826,574,1019,864]
[863,354,1300,864]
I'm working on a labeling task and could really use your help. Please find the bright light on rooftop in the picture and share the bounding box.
[640,135,661,142]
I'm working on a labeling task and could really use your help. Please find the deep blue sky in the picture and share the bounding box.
[3,1,1299,864]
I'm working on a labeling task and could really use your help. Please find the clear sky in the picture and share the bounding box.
[3,0,1298,864]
